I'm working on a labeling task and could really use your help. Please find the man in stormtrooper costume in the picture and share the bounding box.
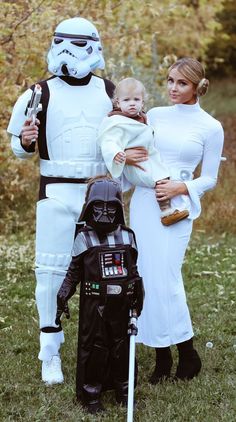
[56,177,144,413]
[7,17,115,385]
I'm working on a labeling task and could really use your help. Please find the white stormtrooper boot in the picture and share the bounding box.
[42,355,64,385]
[39,331,64,385]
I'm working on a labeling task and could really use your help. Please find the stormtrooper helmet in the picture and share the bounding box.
[47,17,105,79]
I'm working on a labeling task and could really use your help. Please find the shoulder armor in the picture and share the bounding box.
[92,74,115,99]
[120,225,137,249]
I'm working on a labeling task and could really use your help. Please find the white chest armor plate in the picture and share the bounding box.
[41,76,113,177]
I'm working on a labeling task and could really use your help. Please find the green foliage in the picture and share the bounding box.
[206,0,236,76]
[0,0,231,235]
[0,232,235,421]
[1,79,235,236]
[0,0,223,128]
[0,149,38,234]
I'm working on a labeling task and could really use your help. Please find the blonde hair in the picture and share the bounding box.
[113,77,148,107]
[168,57,209,97]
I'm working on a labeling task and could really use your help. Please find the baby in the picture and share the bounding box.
[98,77,189,226]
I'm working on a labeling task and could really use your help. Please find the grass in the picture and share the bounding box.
[0,231,235,422]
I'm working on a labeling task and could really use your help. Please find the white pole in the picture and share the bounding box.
[127,311,138,422]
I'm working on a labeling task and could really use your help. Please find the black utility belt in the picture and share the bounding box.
[39,175,91,200]
[41,175,91,184]
[84,279,135,297]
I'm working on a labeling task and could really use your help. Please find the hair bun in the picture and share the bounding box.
[197,78,209,96]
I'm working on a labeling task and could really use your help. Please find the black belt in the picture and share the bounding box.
[39,175,90,200]
[41,175,91,184]
[84,280,135,297]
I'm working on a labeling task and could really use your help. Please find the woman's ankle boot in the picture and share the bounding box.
[149,347,173,384]
[175,338,202,380]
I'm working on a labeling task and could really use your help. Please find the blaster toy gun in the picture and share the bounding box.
[26,84,42,142]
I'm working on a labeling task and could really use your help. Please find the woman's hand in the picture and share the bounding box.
[155,179,188,201]
[114,151,126,164]
[21,117,40,147]
[125,147,148,171]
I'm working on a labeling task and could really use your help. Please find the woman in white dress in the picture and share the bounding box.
[128,57,224,383]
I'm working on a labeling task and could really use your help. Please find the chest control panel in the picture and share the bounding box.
[100,250,127,278]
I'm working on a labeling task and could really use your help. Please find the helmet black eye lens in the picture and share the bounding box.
[54,38,63,45]
[107,203,117,213]
[93,201,103,211]
[71,40,87,47]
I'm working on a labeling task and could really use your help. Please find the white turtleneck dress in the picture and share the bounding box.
[130,102,224,347]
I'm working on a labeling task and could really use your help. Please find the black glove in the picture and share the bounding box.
[132,277,145,317]
[55,277,77,325]
[55,299,70,326]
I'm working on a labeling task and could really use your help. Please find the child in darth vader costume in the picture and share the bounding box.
[56,176,144,413]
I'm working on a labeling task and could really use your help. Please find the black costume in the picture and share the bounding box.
[56,177,144,413]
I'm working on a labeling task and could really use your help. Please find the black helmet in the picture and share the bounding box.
[79,176,125,225]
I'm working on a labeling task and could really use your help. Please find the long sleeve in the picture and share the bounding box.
[57,231,88,304]
[185,125,224,219]
[11,135,36,159]
[63,255,82,288]
[98,115,169,186]
[57,254,82,305]
[147,103,224,220]
[7,88,36,159]
[98,118,128,177]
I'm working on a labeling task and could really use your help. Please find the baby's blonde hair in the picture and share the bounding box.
[113,77,148,107]
[168,57,209,97]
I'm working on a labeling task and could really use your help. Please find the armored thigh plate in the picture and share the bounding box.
[35,197,77,327]
[35,197,76,268]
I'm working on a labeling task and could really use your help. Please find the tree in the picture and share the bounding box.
[0,0,223,233]
[206,0,236,76]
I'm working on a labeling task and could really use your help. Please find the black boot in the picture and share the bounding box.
[175,338,202,380]
[82,383,104,414]
[114,380,129,406]
[149,347,173,384]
